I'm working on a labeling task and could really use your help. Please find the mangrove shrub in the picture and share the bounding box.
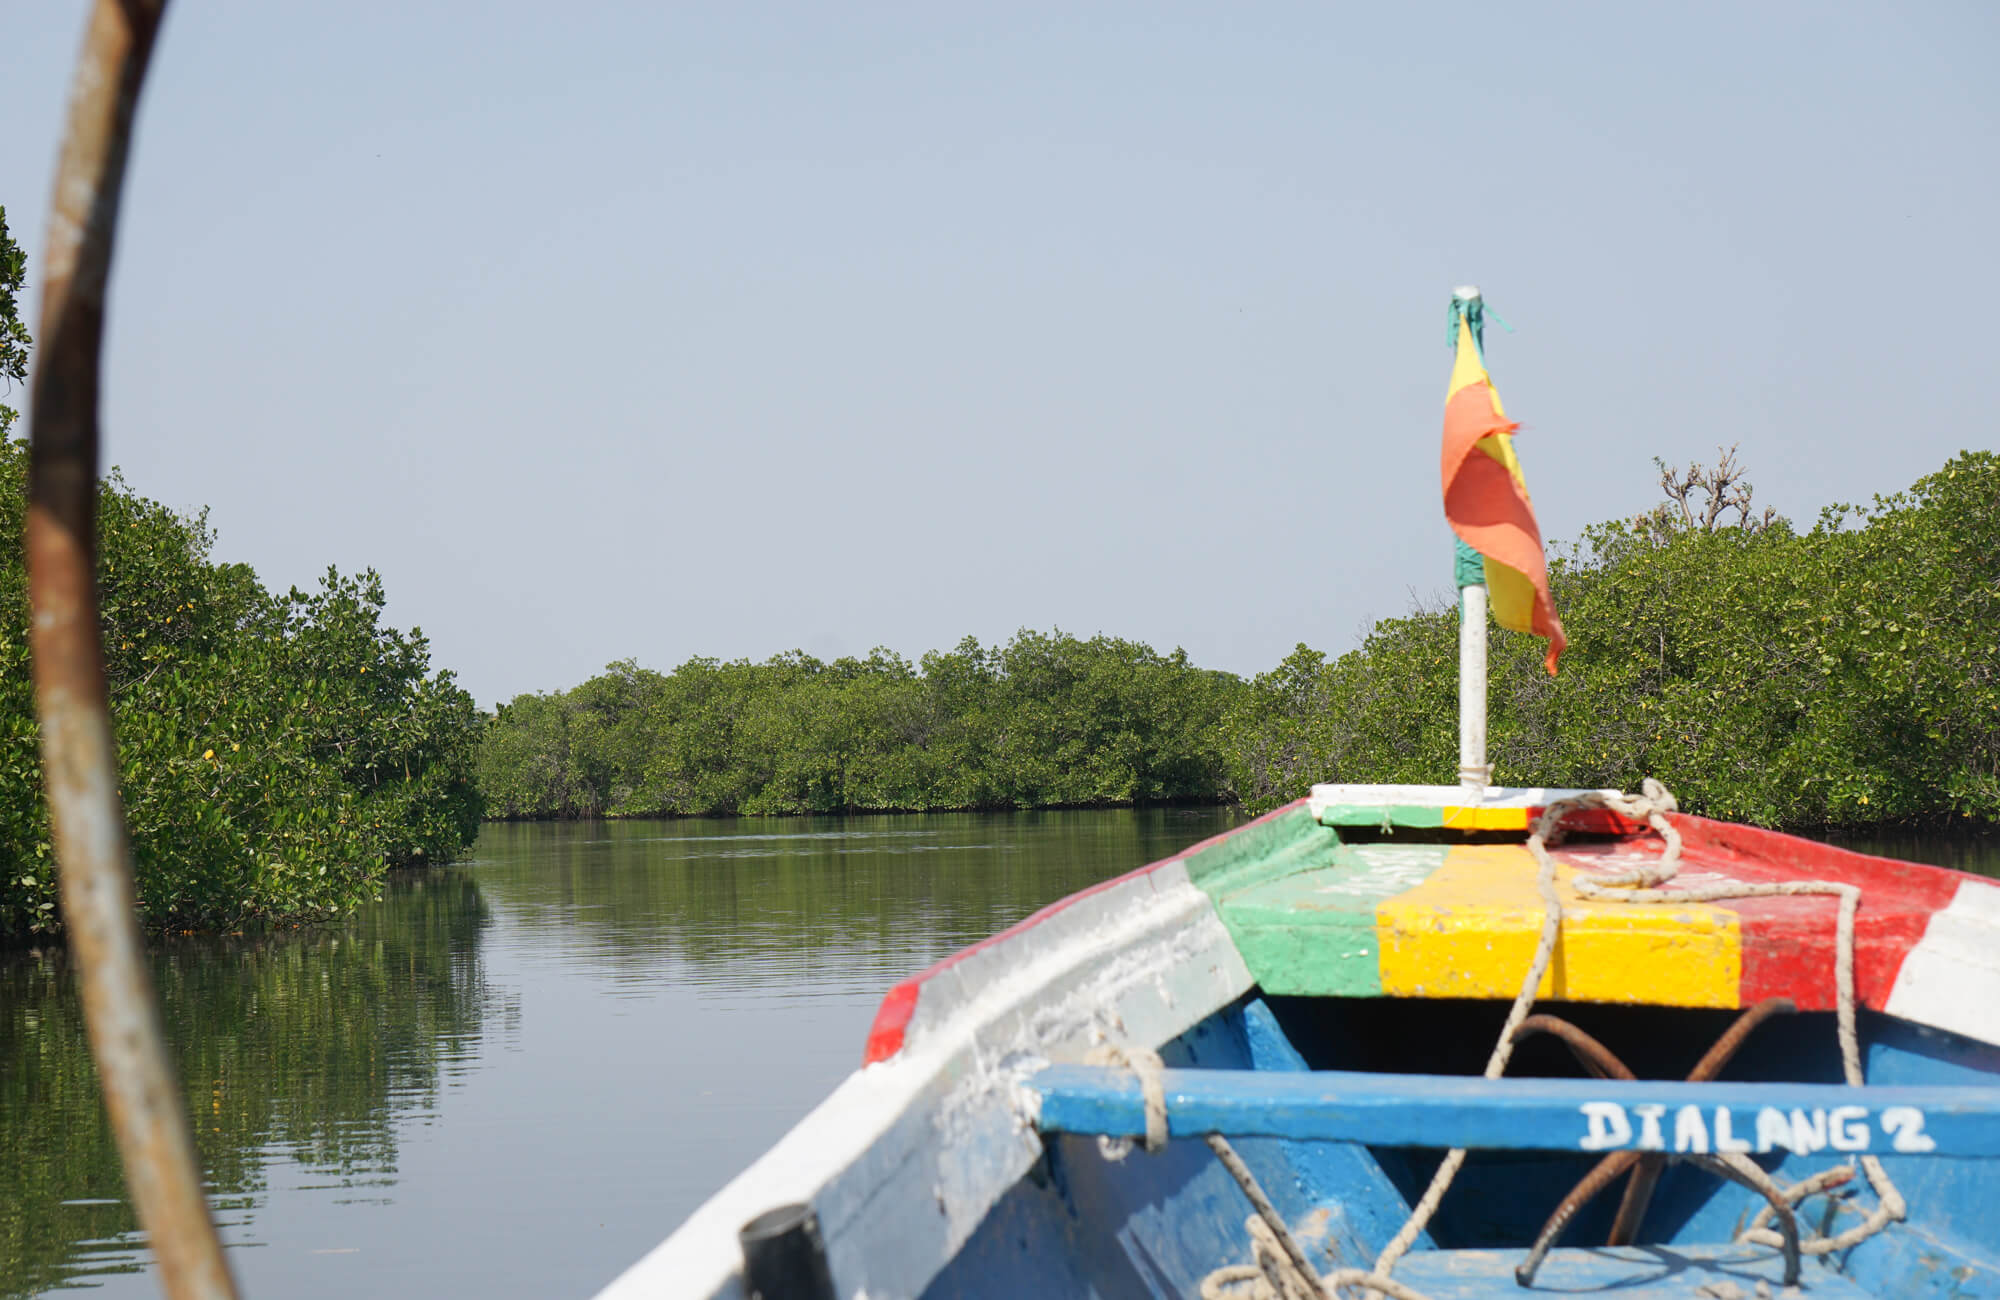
[0,440,485,938]
[478,633,1242,818]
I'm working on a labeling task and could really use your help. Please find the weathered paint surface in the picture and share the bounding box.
[1192,834,1738,1006]
[940,1001,2000,1300]
[1670,815,1965,1011]
[1886,875,2000,1044]
[923,997,1408,1298]
[1196,840,1430,996]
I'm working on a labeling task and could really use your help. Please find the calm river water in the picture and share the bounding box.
[2,809,1244,1298]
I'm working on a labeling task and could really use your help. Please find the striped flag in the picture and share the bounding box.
[1441,313,1567,673]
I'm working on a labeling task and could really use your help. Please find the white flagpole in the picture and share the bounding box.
[1458,581,1489,793]
[1452,285,1492,795]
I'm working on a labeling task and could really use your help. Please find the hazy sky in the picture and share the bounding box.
[3,3,1994,709]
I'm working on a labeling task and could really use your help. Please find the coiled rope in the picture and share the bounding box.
[1178,780,1906,1299]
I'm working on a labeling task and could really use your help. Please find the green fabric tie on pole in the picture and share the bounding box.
[1455,539,1486,590]
[1446,295,1510,355]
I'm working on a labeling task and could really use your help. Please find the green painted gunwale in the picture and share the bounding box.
[1181,805,1460,997]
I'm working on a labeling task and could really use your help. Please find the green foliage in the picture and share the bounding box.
[1224,451,2000,830]
[0,206,27,438]
[1220,616,1461,812]
[478,632,1242,818]
[0,440,485,938]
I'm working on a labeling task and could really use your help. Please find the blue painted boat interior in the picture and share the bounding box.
[924,996,2000,1298]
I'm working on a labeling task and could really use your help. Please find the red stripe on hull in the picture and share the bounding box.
[861,982,920,1065]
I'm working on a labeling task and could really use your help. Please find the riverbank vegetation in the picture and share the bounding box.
[485,450,1998,833]
[0,441,485,939]
[476,633,1241,818]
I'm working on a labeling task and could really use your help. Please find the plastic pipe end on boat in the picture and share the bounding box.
[738,1203,835,1300]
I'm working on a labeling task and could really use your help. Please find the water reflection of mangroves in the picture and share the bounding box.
[0,870,498,1298]
[472,809,1239,978]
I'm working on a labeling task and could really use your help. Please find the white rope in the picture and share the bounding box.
[1087,1044,1404,1299]
[1084,1042,1167,1160]
[1739,1162,1906,1255]
[1194,1222,1443,1300]
[1088,1045,1414,1300]
[1198,1214,1324,1300]
[1205,1134,1326,1291]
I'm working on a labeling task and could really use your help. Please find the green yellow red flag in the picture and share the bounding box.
[1441,311,1566,674]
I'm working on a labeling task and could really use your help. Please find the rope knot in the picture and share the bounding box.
[1083,1042,1167,1159]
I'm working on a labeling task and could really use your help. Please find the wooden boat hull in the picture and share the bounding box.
[598,792,2000,1299]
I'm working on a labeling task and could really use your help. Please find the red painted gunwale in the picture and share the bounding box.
[1671,814,1964,1011]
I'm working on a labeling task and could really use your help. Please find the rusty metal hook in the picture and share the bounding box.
[1512,998,1797,1288]
[1512,1014,1637,1081]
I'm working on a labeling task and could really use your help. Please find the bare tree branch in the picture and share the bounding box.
[1638,444,1776,539]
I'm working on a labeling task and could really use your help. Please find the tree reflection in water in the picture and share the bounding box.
[472,809,1240,989]
[0,869,498,1298]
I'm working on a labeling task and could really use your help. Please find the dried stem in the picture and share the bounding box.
[28,3,240,1298]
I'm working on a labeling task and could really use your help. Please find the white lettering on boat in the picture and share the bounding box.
[1578,1102,1632,1150]
[1755,1107,1794,1153]
[1674,1104,1709,1153]
[1574,1102,1932,1154]
[1881,1106,1936,1152]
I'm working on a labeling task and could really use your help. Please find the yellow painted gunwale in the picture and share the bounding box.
[1374,843,1741,1007]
